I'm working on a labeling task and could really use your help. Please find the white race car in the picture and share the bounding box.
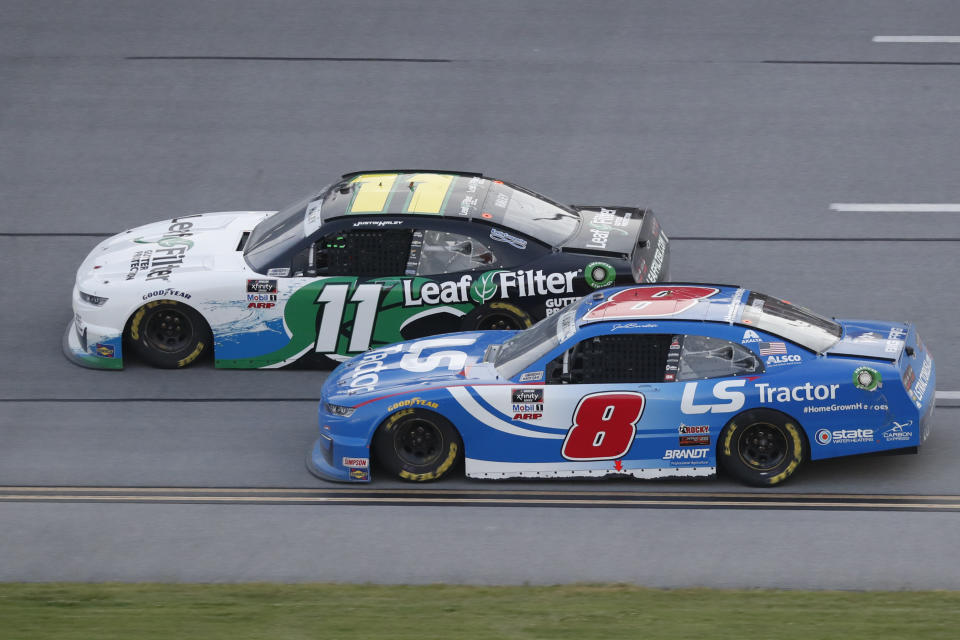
[64,171,669,369]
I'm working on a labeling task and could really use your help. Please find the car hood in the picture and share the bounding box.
[75,211,273,289]
[825,319,909,360]
[323,331,514,405]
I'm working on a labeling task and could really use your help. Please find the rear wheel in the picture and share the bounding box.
[128,300,211,368]
[472,301,533,331]
[719,409,805,487]
[374,409,462,482]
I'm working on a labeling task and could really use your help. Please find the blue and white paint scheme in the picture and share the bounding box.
[308,284,935,485]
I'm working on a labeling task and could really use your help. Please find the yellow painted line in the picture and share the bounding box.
[1,495,958,510]
[350,173,397,212]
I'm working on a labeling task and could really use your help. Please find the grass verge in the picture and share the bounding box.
[1,583,958,640]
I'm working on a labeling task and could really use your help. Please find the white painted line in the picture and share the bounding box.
[830,203,960,213]
[936,391,960,401]
[873,36,960,43]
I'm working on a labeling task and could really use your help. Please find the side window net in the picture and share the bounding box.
[677,335,763,381]
[547,334,672,384]
[415,230,498,275]
[315,229,413,277]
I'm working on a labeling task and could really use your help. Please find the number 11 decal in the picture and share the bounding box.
[561,392,645,461]
[314,283,382,353]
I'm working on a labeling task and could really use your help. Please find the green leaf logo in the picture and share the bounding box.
[470,270,504,304]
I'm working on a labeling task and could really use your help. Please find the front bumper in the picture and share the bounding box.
[62,316,123,370]
[306,432,373,483]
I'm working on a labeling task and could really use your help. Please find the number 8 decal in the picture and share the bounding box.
[562,392,645,461]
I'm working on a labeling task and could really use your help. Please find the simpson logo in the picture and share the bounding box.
[342,457,369,468]
[512,388,544,404]
[247,279,278,294]
[680,435,710,446]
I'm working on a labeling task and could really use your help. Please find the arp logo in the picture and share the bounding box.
[680,380,746,414]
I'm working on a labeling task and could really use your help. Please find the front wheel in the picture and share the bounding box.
[374,409,462,482]
[128,300,211,368]
[719,409,806,487]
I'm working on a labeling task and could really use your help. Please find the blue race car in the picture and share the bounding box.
[308,284,935,486]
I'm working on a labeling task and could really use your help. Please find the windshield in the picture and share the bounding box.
[244,185,334,272]
[740,292,842,352]
[493,306,578,378]
[485,182,580,246]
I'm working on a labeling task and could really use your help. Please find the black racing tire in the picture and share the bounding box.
[471,301,534,331]
[127,300,211,369]
[718,409,806,487]
[373,409,462,482]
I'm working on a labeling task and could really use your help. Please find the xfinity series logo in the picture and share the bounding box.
[512,388,543,404]
[815,428,874,445]
[247,279,278,294]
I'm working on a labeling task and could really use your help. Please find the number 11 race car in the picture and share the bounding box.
[308,284,935,486]
[64,171,669,369]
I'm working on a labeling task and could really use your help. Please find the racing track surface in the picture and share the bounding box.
[2,1,960,587]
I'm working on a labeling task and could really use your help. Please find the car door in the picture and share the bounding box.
[658,333,765,466]
[540,331,675,470]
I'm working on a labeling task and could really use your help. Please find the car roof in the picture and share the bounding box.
[322,170,497,221]
[574,284,748,328]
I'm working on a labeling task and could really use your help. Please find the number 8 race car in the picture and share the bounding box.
[308,284,935,486]
[64,171,669,369]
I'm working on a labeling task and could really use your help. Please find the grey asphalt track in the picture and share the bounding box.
[2,1,960,587]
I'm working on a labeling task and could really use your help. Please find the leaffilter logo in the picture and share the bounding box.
[470,270,504,304]
[134,236,195,249]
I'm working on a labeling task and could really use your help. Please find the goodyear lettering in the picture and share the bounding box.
[386,397,440,412]
[142,288,192,301]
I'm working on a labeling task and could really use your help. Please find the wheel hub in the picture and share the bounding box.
[145,309,193,352]
[396,420,442,465]
[739,423,787,471]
